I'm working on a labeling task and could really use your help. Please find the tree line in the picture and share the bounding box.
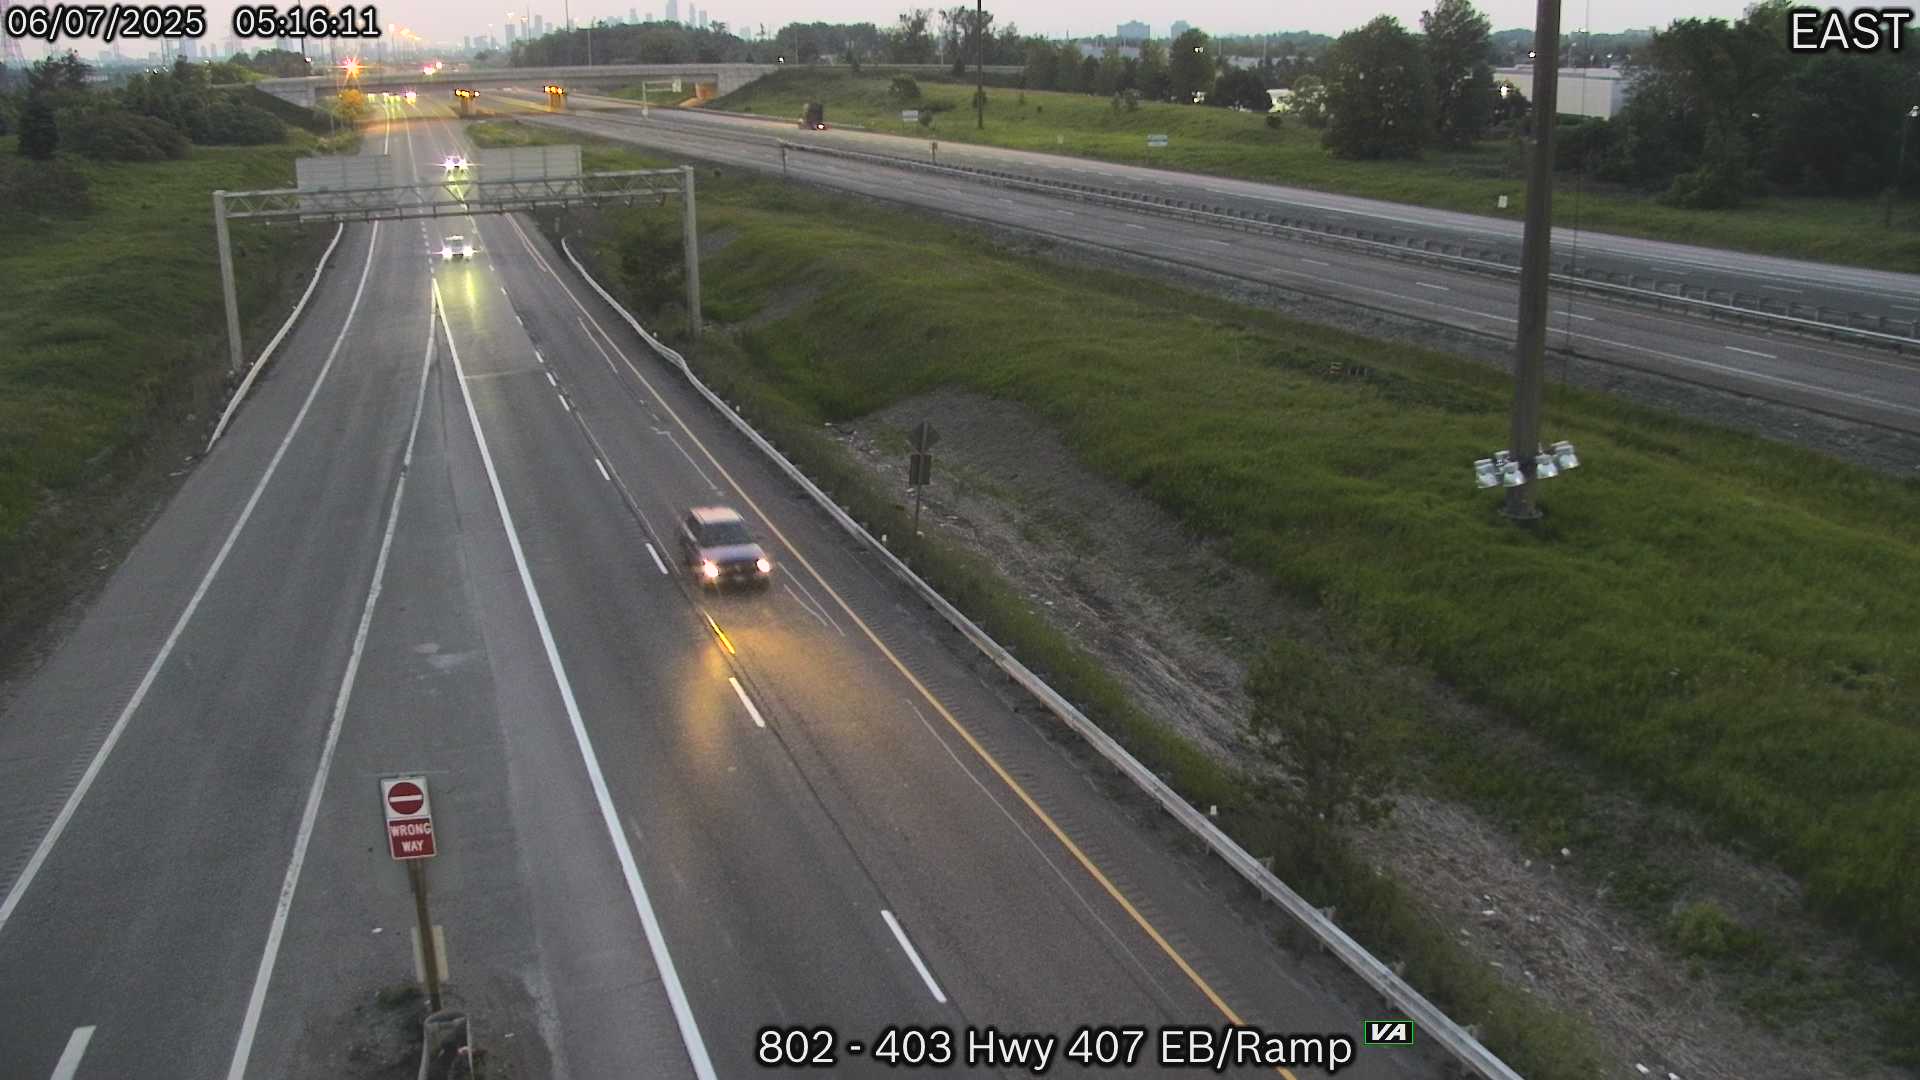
[4,54,310,163]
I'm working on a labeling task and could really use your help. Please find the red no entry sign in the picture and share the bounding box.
[380,775,437,860]
[387,781,425,817]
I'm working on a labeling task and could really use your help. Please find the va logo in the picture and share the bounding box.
[1362,1020,1416,1046]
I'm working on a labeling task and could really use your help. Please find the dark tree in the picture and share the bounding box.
[1421,0,1494,146]
[19,94,58,158]
[1323,16,1430,159]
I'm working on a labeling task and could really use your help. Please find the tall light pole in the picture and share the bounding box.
[1887,103,1919,228]
[1504,0,1560,521]
[974,0,985,129]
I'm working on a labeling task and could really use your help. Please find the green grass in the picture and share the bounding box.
[0,135,334,603]
[703,68,1920,273]
[552,149,1920,966]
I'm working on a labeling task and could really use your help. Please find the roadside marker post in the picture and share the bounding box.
[908,421,939,538]
[381,775,443,1012]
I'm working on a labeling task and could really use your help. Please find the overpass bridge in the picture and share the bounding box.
[256,63,782,105]
[255,62,1029,107]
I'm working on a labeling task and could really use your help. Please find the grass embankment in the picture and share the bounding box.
[478,118,1920,1068]
[0,134,335,652]
[700,67,1920,273]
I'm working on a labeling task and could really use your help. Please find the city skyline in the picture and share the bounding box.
[8,0,1759,62]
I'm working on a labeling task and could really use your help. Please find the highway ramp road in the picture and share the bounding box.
[0,102,1449,1078]
[488,91,1920,436]
[548,93,1920,324]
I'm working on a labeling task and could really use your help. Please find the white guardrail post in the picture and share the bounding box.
[558,236,1526,1080]
[776,141,1918,352]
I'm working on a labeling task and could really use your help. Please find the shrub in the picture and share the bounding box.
[63,108,189,161]
[191,101,285,145]
[1265,112,1284,130]
[888,75,921,102]
[19,95,60,159]
[0,155,93,223]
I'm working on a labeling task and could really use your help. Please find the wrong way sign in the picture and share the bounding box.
[381,775,437,860]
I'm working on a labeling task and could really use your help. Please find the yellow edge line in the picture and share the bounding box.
[582,327,1296,1080]
[511,215,1298,1078]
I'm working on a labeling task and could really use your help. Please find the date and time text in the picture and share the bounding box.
[4,3,380,44]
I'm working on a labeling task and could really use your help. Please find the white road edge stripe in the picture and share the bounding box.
[433,277,717,1080]
[225,250,432,1080]
[595,457,611,482]
[0,225,384,943]
[727,677,766,728]
[1725,345,1777,360]
[49,1026,94,1080]
[546,371,558,387]
[880,909,947,1004]
[645,542,669,575]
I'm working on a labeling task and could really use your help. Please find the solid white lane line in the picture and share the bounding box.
[1416,281,1451,291]
[645,542,669,575]
[207,222,349,452]
[434,278,716,1080]
[49,1026,94,1080]
[1725,345,1778,360]
[664,430,720,490]
[1125,223,1147,230]
[881,910,947,1004]
[578,315,625,375]
[728,677,766,728]
[595,457,611,482]
[0,225,383,942]
[1300,258,1331,267]
[1556,311,1595,321]
[226,262,433,1080]
[782,583,830,629]
[1200,238,1230,246]
[546,371,558,387]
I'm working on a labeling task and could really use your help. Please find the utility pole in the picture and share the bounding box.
[1888,104,1918,228]
[1504,0,1560,522]
[682,165,702,345]
[974,0,984,130]
[212,191,244,377]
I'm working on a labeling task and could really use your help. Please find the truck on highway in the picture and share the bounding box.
[800,102,827,130]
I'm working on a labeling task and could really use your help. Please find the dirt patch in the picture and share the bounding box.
[698,224,739,258]
[833,387,1912,1080]
[734,281,825,333]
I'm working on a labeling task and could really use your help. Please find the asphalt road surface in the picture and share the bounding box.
[479,90,1920,436]
[548,93,1920,325]
[0,102,1453,1078]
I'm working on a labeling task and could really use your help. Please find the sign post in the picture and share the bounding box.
[1146,133,1168,164]
[381,775,442,1013]
[901,109,919,124]
[908,421,939,539]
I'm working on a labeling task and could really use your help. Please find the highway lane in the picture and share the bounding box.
[556,95,1920,322]
[403,105,1443,1077]
[234,104,700,1080]
[0,115,440,1076]
[0,105,695,1080]
[486,92,1920,435]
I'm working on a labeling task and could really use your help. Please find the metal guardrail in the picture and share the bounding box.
[779,140,1920,353]
[558,236,1525,1080]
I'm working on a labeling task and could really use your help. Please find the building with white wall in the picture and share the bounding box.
[1493,66,1631,120]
